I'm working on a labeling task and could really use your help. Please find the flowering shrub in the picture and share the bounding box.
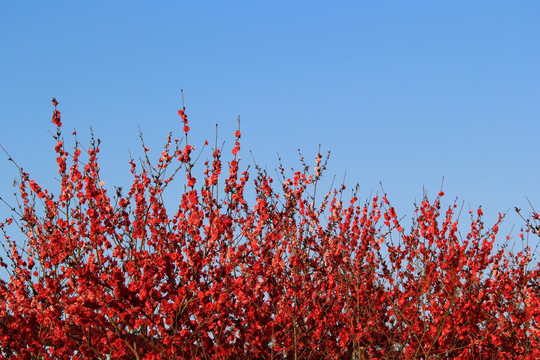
[0,99,539,359]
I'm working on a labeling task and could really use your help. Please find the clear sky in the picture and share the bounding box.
[1,2,539,243]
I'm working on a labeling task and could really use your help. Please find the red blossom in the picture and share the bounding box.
[52,109,62,127]
[0,99,539,359]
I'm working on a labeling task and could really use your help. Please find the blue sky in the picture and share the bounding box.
[1,2,539,241]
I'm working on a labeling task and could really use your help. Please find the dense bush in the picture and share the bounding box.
[0,99,539,359]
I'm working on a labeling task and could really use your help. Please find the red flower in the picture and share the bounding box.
[1,98,537,359]
[52,109,62,127]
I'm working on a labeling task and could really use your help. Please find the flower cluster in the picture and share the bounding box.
[0,100,539,359]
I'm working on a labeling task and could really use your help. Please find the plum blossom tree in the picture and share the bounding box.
[0,98,538,359]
